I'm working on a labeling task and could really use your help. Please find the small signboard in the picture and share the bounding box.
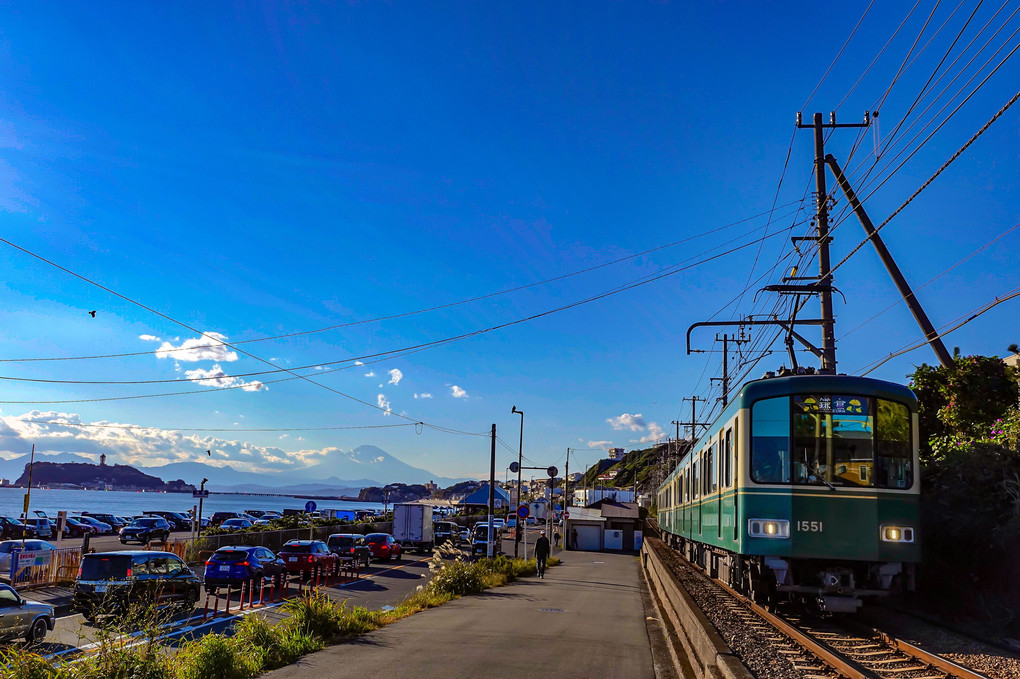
[192,489,210,499]
[494,499,503,509]
[509,461,520,473]
[547,466,558,478]
[305,500,317,513]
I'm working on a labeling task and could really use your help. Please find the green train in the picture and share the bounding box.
[656,372,920,613]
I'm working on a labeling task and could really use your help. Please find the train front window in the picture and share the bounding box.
[792,395,874,487]
[751,397,791,483]
[875,399,913,489]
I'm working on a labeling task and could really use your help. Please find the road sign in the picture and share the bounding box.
[547,466,558,478]
[517,504,530,519]
[192,489,210,498]
[494,499,503,509]
[563,511,569,519]
[305,500,317,513]
[509,461,520,473]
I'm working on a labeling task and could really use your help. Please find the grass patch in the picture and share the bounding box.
[0,548,560,679]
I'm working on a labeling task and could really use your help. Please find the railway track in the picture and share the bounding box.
[651,540,992,679]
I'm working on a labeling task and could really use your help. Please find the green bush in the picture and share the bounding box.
[0,648,67,679]
[174,633,259,679]
[231,614,321,671]
[283,591,380,642]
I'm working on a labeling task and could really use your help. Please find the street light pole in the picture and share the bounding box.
[511,405,524,558]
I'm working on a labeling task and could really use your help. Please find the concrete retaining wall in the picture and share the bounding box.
[641,539,752,679]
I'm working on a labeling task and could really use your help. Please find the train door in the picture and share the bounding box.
[716,437,723,539]
[732,421,739,542]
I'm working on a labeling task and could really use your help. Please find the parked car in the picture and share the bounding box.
[325,534,371,568]
[21,518,53,540]
[0,583,54,642]
[62,517,97,538]
[119,517,171,545]
[73,516,113,535]
[505,517,518,530]
[219,518,253,531]
[525,516,538,526]
[72,550,200,621]
[144,511,190,531]
[202,546,284,592]
[261,513,281,521]
[0,540,57,575]
[253,518,274,527]
[365,533,402,561]
[0,516,35,540]
[244,510,268,518]
[81,512,127,530]
[210,511,242,526]
[277,540,338,578]
[433,521,460,546]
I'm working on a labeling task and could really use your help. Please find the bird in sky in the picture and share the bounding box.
[206,449,211,456]
[88,310,96,318]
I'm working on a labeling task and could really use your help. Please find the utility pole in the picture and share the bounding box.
[487,424,496,559]
[680,396,707,441]
[709,333,749,406]
[796,111,871,373]
[511,406,524,558]
[825,154,954,369]
[563,449,570,511]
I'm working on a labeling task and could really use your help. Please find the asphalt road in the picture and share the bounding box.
[263,550,655,679]
[33,552,435,659]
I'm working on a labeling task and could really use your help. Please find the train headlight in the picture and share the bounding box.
[748,518,790,539]
[880,525,914,543]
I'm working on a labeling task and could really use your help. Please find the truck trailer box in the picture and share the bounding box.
[392,503,434,553]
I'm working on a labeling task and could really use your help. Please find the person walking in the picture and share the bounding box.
[535,530,551,578]
[570,527,578,550]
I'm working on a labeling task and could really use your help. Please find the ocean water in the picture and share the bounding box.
[0,487,385,519]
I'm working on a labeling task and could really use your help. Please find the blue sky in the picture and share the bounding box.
[0,2,1017,481]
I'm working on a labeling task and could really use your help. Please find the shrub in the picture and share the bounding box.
[0,648,67,679]
[231,614,320,671]
[283,591,379,642]
[174,633,258,679]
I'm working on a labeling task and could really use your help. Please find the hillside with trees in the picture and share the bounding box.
[14,461,194,492]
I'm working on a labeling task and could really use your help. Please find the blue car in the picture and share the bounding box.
[202,545,284,592]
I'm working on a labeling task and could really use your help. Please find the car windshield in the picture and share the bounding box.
[365,534,387,544]
[134,519,158,527]
[328,537,353,548]
[210,550,250,562]
[80,555,132,580]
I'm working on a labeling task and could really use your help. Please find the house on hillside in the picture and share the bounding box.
[458,484,511,512]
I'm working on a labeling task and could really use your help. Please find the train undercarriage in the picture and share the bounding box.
[662,532,915,613]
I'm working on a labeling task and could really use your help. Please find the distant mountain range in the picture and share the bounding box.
[0,445,464,492]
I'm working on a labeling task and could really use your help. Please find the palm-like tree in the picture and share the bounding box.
[1009,343,1019,355]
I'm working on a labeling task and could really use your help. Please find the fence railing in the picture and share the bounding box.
[11,546,82,588]
[177,521,393,563]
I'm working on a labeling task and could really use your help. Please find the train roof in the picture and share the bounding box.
[734,373,916,407]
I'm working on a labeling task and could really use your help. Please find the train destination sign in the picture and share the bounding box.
[795,395,868,415]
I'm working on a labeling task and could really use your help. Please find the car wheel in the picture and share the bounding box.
[182,589,199,611]
[363,555,370,569]
[396,550,402,561]
[26,617,47,643]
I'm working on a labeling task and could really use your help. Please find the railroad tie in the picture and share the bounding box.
[878,666,929,673]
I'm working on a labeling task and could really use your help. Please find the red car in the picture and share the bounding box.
[365,533,402,561]
[276,540,338,578]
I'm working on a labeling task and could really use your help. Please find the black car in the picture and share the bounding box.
[62,517,97,538]
[202,546,285,592]
[81,512,127,530]
[0,516,35,540]
[119,517,171,545]
[143,511,190,531]
[434,521,460,546]
[72,551,200,621]
[325,533,371,568]
[210,511,241,526]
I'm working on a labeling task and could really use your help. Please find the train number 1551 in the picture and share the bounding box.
[797,520,824,533]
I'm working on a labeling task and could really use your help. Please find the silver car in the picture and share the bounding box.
[0,583,54,642]
[0,540,57,575]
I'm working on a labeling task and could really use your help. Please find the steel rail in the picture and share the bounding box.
[712,577,878,679]
[876,631,992,679]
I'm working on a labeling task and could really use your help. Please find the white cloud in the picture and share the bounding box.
[377,393,392,415]
[184,364,265,392]
[638,423,666,443]
[364,371,376,378]
[387,369,403,386]
[138,335,160,342]
[587,440,613,449]
[414,393,433,399]
[450,385,467,399]
[607,413,647,431]
[155,332,237,363]
[354,361,364,366]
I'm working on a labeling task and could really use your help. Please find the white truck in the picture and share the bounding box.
[392,503,434,554]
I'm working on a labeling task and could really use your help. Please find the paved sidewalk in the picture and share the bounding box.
[264,551,656,679]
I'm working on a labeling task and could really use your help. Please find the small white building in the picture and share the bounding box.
[573,488,635,506]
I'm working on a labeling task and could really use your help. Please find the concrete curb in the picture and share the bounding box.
[641,540,753,679]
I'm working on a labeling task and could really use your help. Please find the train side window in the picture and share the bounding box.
[751,397,791,483]
[724,428,733,487]
[707,444,716,494]
[693,456,700,499]
[876,399,913,489]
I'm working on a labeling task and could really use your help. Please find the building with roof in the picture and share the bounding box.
[458,484,511,511]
